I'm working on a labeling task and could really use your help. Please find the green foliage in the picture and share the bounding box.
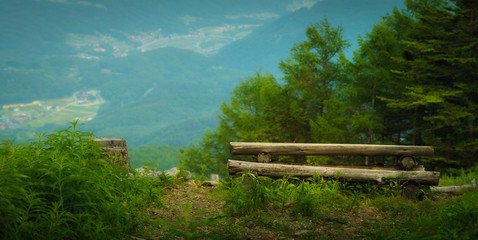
[279,18,350,143]
[0,121,166,239]
[184,0,477,174]
[373,0,478,169]
[216,173,478,238]
[343,180,402,198]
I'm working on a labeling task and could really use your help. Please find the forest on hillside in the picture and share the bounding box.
[181,0,478,176]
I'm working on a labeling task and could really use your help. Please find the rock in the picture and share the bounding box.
[132,166,192,181]
[134,167,161,178]
[201,174,220,187]
[164,167,191,181]
[163,167,180,176]
[210,174,220,182]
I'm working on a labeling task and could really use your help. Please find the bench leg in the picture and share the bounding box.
[401,181,424,201]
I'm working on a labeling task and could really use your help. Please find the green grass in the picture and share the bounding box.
[439,168,478,187]
[364,190,478,240]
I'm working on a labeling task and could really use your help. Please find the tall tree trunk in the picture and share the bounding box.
[366,82,377,165]
[413,107,418,145]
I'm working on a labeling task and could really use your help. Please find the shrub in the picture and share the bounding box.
[0,122,163,240]
[220,173,276,216]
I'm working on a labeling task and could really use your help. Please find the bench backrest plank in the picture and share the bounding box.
[230,142,434,157]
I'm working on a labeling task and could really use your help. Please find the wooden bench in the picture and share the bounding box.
[227,142,440,198]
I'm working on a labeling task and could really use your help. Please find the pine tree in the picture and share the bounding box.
[279,18,350,143]
[381,0,478,168]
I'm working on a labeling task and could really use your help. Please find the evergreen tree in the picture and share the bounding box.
[343,9,416,147]
[279,18,350,143]
[380,0,478,169]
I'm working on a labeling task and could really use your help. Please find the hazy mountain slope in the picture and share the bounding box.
[82,47,244,147]
[213,0,404,74]
[0,54,93,105]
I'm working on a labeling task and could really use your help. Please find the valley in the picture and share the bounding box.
[0,90,104,132]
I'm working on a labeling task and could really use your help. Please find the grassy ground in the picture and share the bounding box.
[134,174,477,240]
[141,182,380,239]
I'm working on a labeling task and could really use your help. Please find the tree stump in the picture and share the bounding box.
[401,181,424,201]
[92,137,131,169]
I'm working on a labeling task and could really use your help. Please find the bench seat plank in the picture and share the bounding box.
[228,160,440,185]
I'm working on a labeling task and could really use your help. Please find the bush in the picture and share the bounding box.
[0,122,163,240]
[220,173,276,216]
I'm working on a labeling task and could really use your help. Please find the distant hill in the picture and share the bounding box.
[129,145,182,170]
[213,0,404,75]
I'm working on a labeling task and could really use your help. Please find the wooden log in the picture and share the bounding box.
[230,142,434,157]
[431,182,476,195]
[397,155,418,170]
[92,137,131,168]
[227,160,440,185]
[269,162,426,171]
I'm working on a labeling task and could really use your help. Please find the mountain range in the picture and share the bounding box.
[0,0,404,147]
